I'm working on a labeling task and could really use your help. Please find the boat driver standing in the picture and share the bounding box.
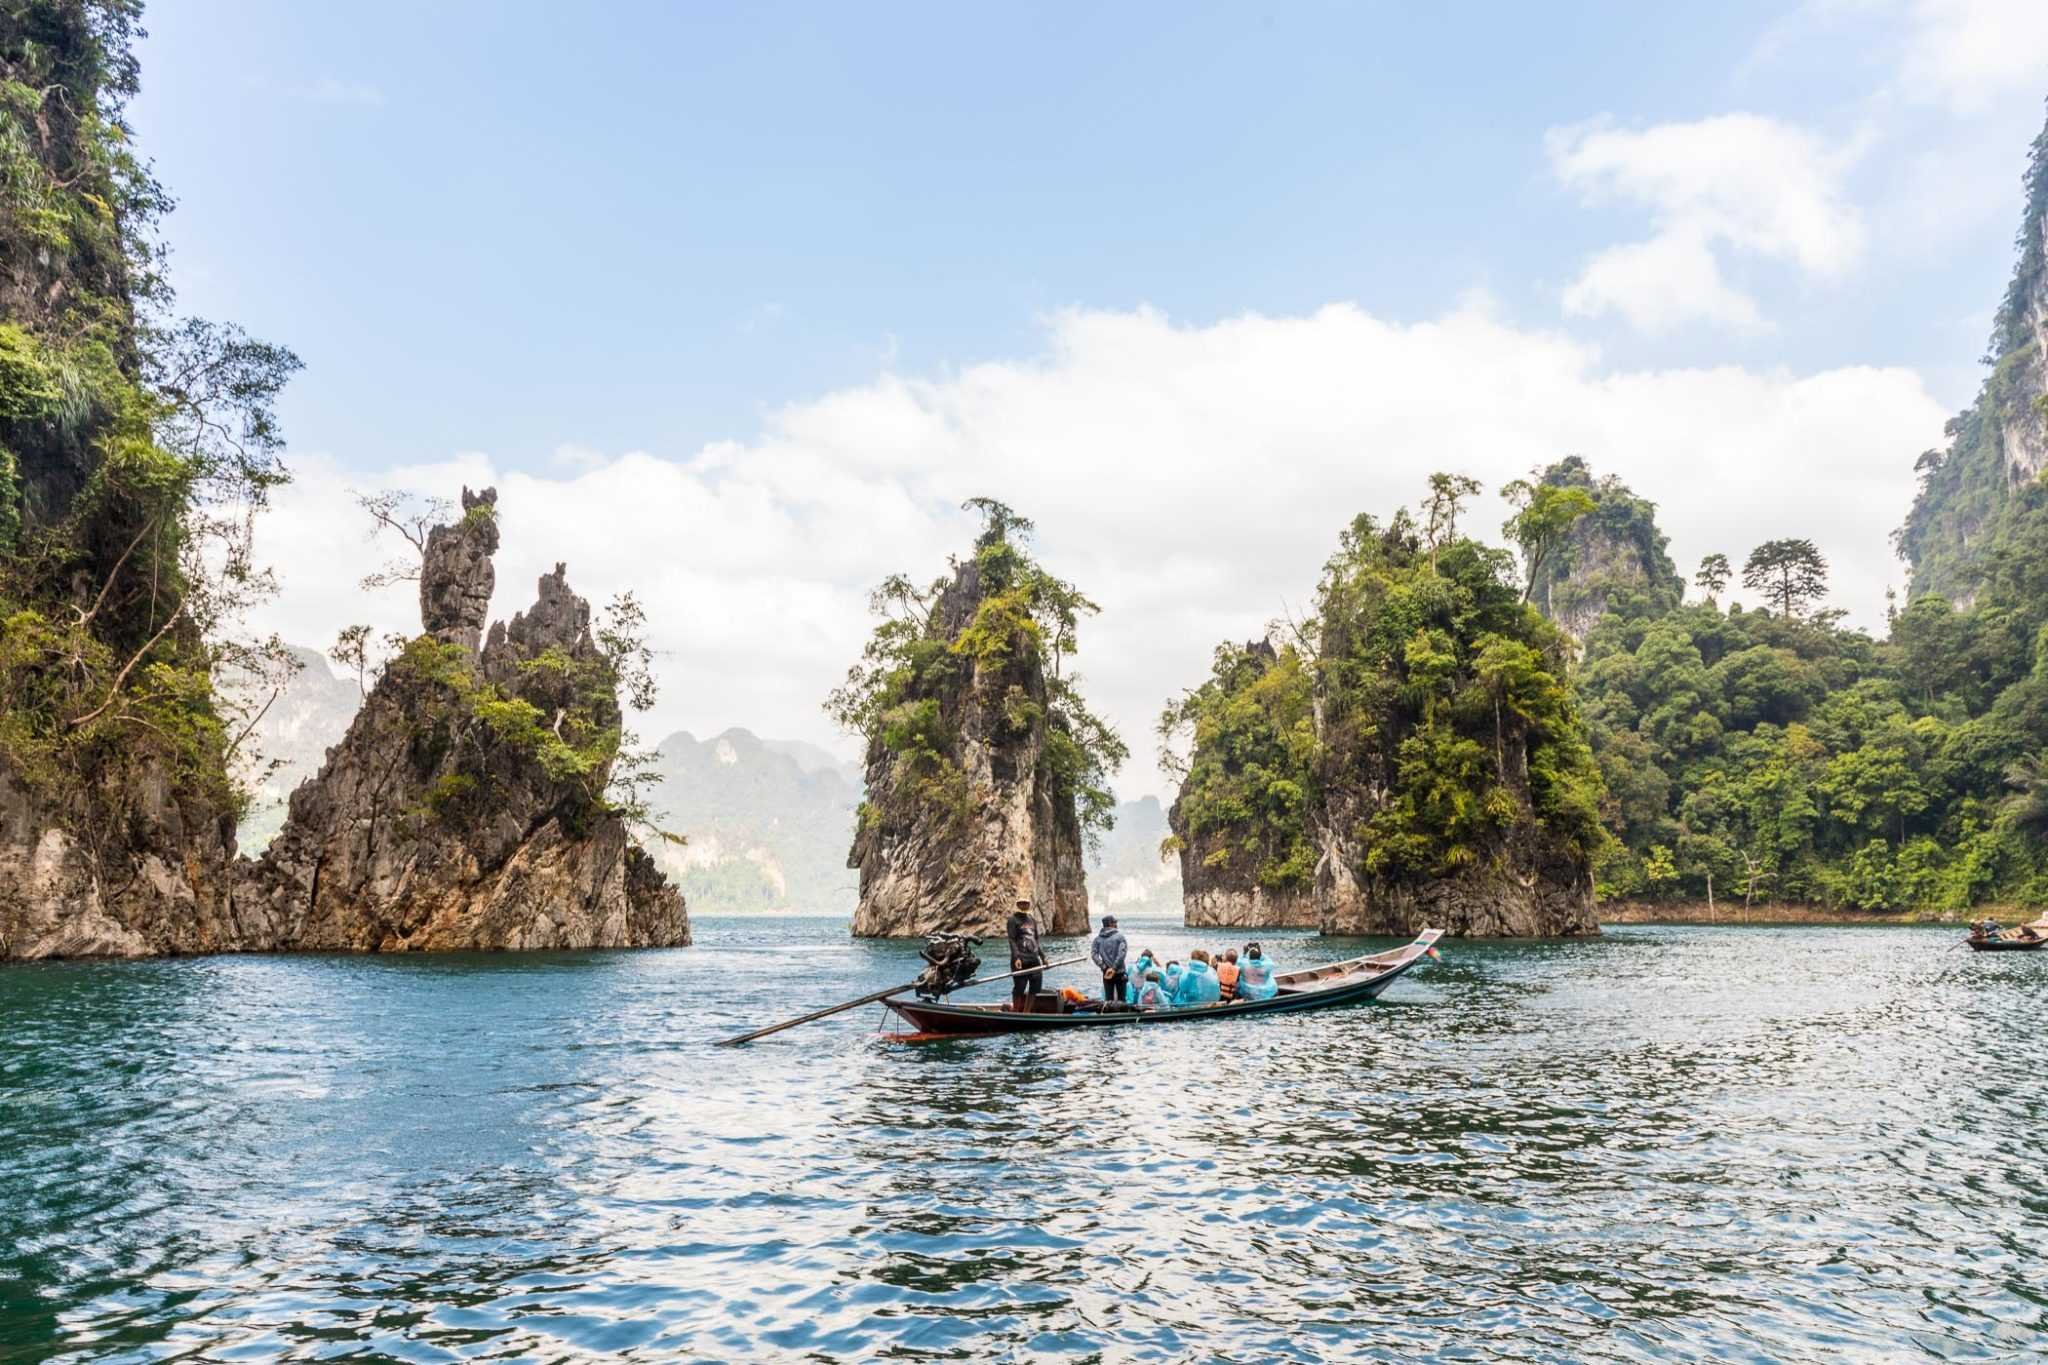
[1091,914,1127,1007]
[1008,897,1045,1011]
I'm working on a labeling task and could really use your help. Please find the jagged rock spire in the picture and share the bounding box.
[420,486,499,653]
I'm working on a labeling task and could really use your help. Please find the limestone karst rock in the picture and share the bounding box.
[847,553,1091,939]
[1524,457,1684,645]
[1309,514,1601,939]
[421,486,499,651]
[1898,107,2048,607]
[234,490,689,951]
[1163,640,1319,929]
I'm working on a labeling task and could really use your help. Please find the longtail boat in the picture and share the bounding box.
[881,927,1443,1037]
[1965,919,2048,952]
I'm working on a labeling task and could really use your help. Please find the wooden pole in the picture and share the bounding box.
[716,952,1090,1047]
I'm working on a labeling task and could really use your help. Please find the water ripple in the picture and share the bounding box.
[1,920,2043,1361]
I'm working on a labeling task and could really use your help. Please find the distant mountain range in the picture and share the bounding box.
[231,646,1182,917]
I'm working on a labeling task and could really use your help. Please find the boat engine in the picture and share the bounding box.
[913,933,981,999]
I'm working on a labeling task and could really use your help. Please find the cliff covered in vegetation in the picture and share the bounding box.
[831,500,1123,937]
[1311,506,1603,936]
[236,489,689,950]
[0,2,298,959]
[1896,105,2048,608]
[1161,639,1318,927]
[1526,456,1684,642]
[1562,459,2047,913]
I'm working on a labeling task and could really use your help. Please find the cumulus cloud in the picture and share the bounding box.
[1549,114,1866,332]
[1900,0,2048,112]
[242,303,1946,798]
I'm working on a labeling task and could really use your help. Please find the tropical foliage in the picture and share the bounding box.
[1158,640,1317,889]
[0,1,299,830]
[1569,466,2048,912]
[826,498,1126,846]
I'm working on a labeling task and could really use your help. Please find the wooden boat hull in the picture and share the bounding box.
[883,929,1442,1037]
[1965,936,2046,952]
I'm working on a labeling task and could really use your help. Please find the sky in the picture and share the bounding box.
[131,0,2048,797]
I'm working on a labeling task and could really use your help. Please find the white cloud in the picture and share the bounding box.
[1562,229,1770,334]
[243,303,1947,799]
[1549,114,1866,332]
[1900,0,2048,112]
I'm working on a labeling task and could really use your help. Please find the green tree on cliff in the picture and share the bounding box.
[1742,539,1829,620]
[1315,492,1605,882]
[1158,639,1317,889]
[0,1,299,828]
[827,498,1126,846]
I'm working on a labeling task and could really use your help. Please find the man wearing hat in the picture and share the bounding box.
[1090,913,1128,1009]
[1007,897,1045,1011]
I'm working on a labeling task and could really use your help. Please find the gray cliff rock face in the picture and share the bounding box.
[1312,823,1597,938]
[1309,717,1597,940]
[0,760,269,960]
[234,493,688,952]
[420,487,499,652]
[2002,211,2048,487]
[849,558,1089,939]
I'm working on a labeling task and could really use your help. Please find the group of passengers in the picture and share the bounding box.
[1088,914,1277,1011]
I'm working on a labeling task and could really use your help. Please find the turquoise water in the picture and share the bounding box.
[1,917,2042,1362]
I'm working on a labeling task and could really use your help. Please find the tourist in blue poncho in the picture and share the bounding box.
[1235,942,1278,1001]
[1133,970,1170,1009]
[1161,960,1184,1000]
[1172,950,1222,1006]
[1125,949,1158,1004]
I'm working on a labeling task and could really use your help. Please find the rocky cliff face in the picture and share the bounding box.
[233,491,688,951]
[1308,516,1602,939]
[848,557,1089,938]
[1528,457,1684,643]
[1898,109,2048,608]
[0,761,261,959]
[1311,811,1598,938]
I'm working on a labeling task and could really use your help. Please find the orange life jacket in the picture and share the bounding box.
[1215,961,1240,998]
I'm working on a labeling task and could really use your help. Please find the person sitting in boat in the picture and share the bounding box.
[1126,948,1159,1003]
[1133,970,1170,1009]
[1161,959,1184,999]
[1214,948,1240,1002]
[1173,950,1222,1006]
[1236,943,1278,1001]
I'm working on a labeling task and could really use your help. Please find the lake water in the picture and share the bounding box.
[1,917,2042,1362]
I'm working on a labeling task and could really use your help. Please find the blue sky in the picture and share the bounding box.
[132,1,2048,790]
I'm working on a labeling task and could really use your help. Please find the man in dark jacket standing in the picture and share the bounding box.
[1008,898,1044,1011]
[1091,914,1128,1006]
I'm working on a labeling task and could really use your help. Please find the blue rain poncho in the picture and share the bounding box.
[1236,953,1278,1001]
[1172,960,1221,1007]
[1134,979,1170,1009]
[1125,954,1157,1003]
[1161,962,1184,998]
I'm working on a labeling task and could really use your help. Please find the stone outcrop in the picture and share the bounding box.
[421,486,499,651]
[1310,690,1598,939]
[235,491,689,951]
[1898,109,2048,608]
[1311,812,1598,938]
[1166,640,1318,929]
[849,555,1088,938]
[1307,513,1601,940]
[0,761,265,960]
[1527,457,1684,644]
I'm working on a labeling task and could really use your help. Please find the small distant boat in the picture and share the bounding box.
[881,928,1443,1037]
[1965,918,2048,952]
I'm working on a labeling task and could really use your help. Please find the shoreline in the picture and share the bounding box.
[1597,900,1987,927]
